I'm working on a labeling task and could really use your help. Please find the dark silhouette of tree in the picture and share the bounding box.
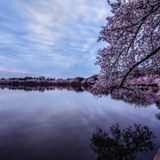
[155,113,160,121]
[156,101,160,109]
[97,0,160,88]
[91,123,155,160]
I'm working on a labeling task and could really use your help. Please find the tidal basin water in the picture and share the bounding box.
[0,89,159,160]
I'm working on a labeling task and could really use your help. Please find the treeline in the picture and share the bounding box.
[0,75,98,87]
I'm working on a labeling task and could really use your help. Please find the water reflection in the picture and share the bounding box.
[0,89,159,159]
[0,85,86,93]
[110,87,159,107]
[1,85,160,122]
[155,113,160,121]
[0,85,159,107]
[91,123,155,160]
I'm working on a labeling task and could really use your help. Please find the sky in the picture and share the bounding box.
[0,0,111,78]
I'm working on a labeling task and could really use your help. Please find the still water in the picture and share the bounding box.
[0,89,159,160]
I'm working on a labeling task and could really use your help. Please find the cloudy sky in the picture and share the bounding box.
[0,0,111,78]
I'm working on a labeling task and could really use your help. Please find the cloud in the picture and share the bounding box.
[0,0,110,77]
[0,66,28,74]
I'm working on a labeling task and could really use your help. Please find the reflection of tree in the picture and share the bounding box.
[155,113,160,121]
[1,79,159,108]
[91,124,155,160]
[156,101,160,109]
[110,87,159,107]
[92,84,160,107]
[97,87,160,121]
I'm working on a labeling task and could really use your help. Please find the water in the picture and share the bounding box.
[0,89,159,160]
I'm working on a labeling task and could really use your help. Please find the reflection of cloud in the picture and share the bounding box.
[0,0,109,77]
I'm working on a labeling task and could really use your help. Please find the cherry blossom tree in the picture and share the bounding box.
[97,0,160,88]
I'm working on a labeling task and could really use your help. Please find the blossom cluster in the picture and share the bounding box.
[97,0,160,88]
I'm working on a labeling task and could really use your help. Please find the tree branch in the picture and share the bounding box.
[119,46,160,87]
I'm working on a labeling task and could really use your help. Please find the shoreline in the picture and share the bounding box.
[0,75,159,106]
[0,75,160,88]
[0,75,98,92]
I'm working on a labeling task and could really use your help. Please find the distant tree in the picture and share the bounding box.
[97,0,160,88]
